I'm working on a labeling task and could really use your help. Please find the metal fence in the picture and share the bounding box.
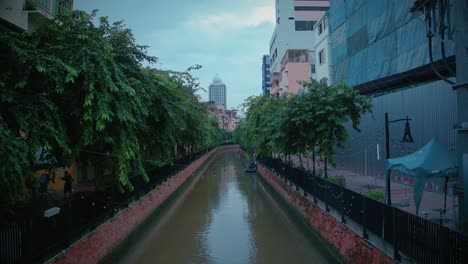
[259,158,468,264]
[0,150,210,264]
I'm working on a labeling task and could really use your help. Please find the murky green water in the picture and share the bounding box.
[114,151,340,264]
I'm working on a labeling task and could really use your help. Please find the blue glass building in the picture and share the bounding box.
[262,55,271,95]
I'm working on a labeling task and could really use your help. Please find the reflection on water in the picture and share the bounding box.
[116,151,340,264]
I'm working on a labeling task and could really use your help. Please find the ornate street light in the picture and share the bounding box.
[385,113,414,205]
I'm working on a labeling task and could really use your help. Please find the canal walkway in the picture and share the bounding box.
[111,149,341,264]
[288,156,456,227]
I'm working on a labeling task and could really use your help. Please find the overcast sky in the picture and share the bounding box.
[75,0,275,110]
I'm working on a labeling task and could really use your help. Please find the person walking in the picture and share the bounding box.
[62,171,73,200]
[39,173,49,193]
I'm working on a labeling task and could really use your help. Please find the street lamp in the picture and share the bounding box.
[385,112,414,205]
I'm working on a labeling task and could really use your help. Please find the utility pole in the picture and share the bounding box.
[385,113,413,205]
[385,113,391,205]
[454,0,468,230]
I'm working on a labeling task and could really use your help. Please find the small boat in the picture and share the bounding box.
[245,163,257,173]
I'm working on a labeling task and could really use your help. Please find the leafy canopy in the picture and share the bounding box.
[0,10,222,204]
[233,80,372,165]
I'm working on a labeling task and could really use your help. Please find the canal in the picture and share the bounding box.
[109,150,341,264]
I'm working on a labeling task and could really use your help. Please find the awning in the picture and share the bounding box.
[385,138,457,215]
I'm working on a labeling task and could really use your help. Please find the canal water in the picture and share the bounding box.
[111,150,341,264]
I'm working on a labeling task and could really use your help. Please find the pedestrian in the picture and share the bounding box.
[39,173,49,193]
[62,171,73,200]
[25,175,32,198]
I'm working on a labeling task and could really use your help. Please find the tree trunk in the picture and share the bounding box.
[312,148,316,176]
[324,156,328,179]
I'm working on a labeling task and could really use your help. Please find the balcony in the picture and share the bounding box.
[280,49,309,70]
[28,0,73,16]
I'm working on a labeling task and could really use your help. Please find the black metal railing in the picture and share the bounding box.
[0,149,213,264]
[259,158,468,264]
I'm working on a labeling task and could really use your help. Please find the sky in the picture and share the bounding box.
[74,0,276,110]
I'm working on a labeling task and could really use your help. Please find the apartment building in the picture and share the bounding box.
[269,0,329,96]
[0,0,73,32]
[313,13,332,85]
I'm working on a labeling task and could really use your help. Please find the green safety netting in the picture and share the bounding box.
[329,0,456,87]
[385,138,457,215]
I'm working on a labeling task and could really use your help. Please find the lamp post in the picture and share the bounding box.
[385,113,414,205]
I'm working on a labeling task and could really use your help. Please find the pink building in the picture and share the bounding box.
[268,0,329,97]
[270,72,282,96]
[204,102,240,132]
[272,49,311,97]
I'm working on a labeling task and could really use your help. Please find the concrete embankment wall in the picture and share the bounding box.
[256,163,395,264]
[50,146,237,264]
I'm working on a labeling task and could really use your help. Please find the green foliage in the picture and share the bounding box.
[367,190,384,201]
[0,10,221,205]
[327,176,346,187]
[0,120,32,203]
[233,80,372,164]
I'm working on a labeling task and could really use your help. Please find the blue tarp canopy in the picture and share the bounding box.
[385,138,457,215]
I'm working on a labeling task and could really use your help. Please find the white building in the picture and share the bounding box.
[313,12,333,85]
[208,75,227,107]
[0,0,73,32]
[269,0,329,96]
[269,0,329,73]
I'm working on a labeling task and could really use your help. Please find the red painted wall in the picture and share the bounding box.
[257,164,395,264]
[51,147,232,264]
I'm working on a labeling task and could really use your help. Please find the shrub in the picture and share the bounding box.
[316,169,324,177]
[367,190,384,201]
[327,176,346,187]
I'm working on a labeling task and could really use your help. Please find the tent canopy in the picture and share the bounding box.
[387,138,457,177]
[385,138,457,215]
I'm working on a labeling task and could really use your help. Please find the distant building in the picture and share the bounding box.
[262,55,271,95]
[208,75,227,107]
[269,0,329,96]
[0,0,73,32]
[204,101,240,132]
[313,13,332,85]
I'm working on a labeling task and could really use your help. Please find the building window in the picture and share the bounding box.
[323,17,327,30]
[294,6,329,11]
[318,23,323,35]
[311,64,316,74]
[319,49,325,65]
[295,21,315,31]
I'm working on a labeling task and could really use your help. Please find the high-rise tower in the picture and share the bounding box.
[208,75,227,107]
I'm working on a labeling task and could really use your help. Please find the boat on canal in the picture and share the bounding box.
[245,162,257,173]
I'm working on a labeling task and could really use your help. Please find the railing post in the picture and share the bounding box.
[64,202,72,249]
[325,184,330,212]
[341,188,346,224]
[91,198,97,230]
[295,174,299,191]
[393,207,400,261]
[313,177,318,204]
[324,157,328,179]
[303,175,307,197]
[363,197,369,239]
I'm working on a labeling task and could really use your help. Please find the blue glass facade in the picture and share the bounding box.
[328,0,458,188]
[262,55,271,94]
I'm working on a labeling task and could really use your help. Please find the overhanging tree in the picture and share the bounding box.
[0,10,221,205]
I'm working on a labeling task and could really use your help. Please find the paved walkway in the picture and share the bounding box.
[285,155,457,228]
[52,182,95,203]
